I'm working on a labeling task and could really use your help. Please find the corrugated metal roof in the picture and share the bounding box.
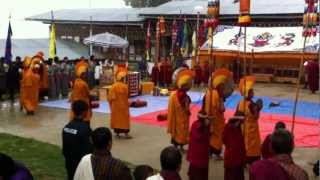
[0,39,103,59]
[26,8,147,25]
[139,0,304,16]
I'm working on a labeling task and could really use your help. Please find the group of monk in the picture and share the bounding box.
[151,59,211,88]
[167,67,263,179]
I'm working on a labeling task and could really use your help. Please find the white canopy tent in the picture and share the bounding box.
[83,32,129,48]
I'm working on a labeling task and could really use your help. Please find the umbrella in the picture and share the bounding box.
[83,32,129,48]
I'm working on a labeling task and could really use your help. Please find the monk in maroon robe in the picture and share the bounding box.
[222,116,246,180]
[151,62,160,86]
[159,60,166,87]
[187,111,210,180]
[201,63,210,85]
[306,60,319,93]
[194,64,202,87]
[166,59,173,86]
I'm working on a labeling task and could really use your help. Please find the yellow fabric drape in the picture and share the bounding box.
[49,23,56,59]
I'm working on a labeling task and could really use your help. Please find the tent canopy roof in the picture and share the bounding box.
[83,32,129,48]
[26,8,148,25]
[139,0,304,17]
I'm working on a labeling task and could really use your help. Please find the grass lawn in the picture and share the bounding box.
[0,133,66,179]
[0,133,138,180]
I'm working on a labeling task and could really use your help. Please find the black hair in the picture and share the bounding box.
[15,56,21,61]
[275,121,286,130]
[271,129,294,155]
[0,153,16,178]
[160,146,182,171]
[71,100,89,117]
[133,165,154,180]
[54,56,59,62]
[91,127,112,150]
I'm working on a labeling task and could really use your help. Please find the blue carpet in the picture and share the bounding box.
[40,91,320,120]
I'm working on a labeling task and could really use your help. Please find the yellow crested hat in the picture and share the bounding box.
[176,69,195,89]
[211,68,233,88]
[23,56,32,68]
[115,67,128,81]
[75,60,89,77]
[239,76,256,97]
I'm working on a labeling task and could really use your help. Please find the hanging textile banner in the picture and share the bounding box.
[201,26,319,53]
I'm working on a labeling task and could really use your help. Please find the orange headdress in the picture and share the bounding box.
[75,61,89,77]
[239,76,255,97]
[23,56,32,69]
[115,66,128,81]
[175,68,195,89]
[210,68,233,88]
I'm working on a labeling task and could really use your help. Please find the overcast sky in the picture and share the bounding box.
[0,0,127,39]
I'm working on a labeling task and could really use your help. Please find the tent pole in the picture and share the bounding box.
[291,34,308,134]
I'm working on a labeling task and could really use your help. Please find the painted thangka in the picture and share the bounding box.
[201,25,320,53]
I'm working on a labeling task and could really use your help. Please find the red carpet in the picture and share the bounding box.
[131,105,319,148]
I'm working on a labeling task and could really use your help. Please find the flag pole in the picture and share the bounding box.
[89,16,93,57]
[291,3,310,134]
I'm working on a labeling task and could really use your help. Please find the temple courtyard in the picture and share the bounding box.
[0,83,319,180]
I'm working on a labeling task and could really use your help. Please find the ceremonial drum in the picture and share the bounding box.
[127,72,140,97]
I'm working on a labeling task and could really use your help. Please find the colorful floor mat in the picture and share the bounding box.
[131,106,320,148]
[40,92,319,147]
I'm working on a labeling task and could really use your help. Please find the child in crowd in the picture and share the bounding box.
[187,110,210,180]
[222,115,246,180]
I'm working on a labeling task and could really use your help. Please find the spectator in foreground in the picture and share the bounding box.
[74,127,132,180]
[187,110,210,180]
[270,129,309,180]
[0,153,33,180]
[147,146,182,180]
[261,121,286,159]
[62,100,93,180]
[134,165,154,180]
[222,115,246,180]
[250,129,309,180]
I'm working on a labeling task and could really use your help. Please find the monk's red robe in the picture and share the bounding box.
[151,65,159,85]
[307,61,319,93]
[187,120,210,180]
[223,121,246,180]
[194,65,202,86]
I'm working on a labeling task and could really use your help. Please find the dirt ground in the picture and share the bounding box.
[0,83,319,180]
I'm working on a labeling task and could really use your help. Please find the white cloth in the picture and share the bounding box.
[95,65,102,80]
[146,174,164,180]
[73,154,94,180]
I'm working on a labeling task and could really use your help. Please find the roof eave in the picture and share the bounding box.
[25,18,144,26]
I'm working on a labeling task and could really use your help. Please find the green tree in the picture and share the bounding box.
[124,0,170,7]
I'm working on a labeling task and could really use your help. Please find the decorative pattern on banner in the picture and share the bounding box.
[201,26,319,53]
